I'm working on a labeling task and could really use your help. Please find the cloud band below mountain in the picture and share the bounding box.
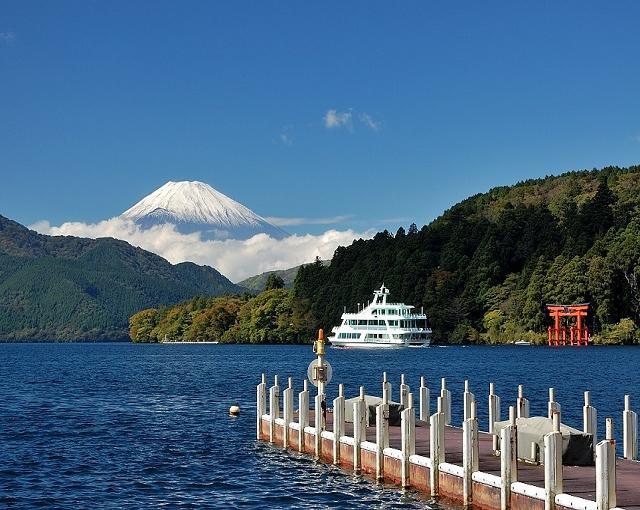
[31,218,373,282]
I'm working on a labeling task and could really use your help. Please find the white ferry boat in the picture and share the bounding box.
[328,285,432,348]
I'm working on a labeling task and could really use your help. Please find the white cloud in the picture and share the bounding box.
[359,113,380,131]
[280,132,293,146]
[324,109,353,129]
[265,215,352,227]
[31,218,373,282]
[0,32,15,43]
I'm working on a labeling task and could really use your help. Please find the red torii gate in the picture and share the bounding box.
[546,304,590,346]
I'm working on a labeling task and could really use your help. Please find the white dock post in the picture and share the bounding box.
[298,380,309,453]
[401,402,416,488]
[584,391,598,452]
[382,371,392,403]
[463,400,479,506]
[489,382,501,454]
[548,388,561,421]
[315,391,325,458]
[623,395,638,461]
[441,377,452,425]
[333,384,345,465]
[463,379,475,423]
[419,376,430,421]
[517,384,530,418]
[596,417,617,510]
[430,396,445,496]
[353,386,366,472]
[400,373,410,408]
[283,377,293,448]
[269,375,280,443]
[544,412,563,510]
[376,400,389,480]
[256,373,267,440]
[500,406,518,510]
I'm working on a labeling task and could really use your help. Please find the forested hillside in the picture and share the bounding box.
[294,166,640,344]
[0,215,242,341]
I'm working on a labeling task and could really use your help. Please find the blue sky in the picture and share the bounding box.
[2,1,640,235]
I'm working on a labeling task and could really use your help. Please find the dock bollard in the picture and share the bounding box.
[596,417,617,510]
[489,382,501,454]
[584,391,597,452]
[544,412,563,510]
[314,391,324,458]
[256,373,267,440]
[623,395,638,461]
[463,379,475,423]
[463,400,479,506]
[353,386,366,473]
[376,398,389,480]
[298,380,309,453]
[548,388,561,421]
[419,376,430,421]
[269,375,280,443]
[441,378,452,425]
[430,396,445,496]
[500,406,518,510]
[283,378,293,448]
[401,400,416,488]
[333,384,345,465]
[517,384,530,418]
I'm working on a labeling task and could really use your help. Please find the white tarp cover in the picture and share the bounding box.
[343,395,403,426]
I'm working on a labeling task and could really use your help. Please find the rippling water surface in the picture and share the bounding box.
[1,343,638,509]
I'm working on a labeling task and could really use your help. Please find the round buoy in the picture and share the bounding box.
[229,405,240,416]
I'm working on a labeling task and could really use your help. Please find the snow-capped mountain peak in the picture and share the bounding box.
[120,181,288,240]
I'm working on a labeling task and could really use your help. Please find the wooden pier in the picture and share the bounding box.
[257,374,640,510]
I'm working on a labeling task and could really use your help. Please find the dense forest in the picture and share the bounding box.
[131,165,640,346]
[0,215,241,341]
[294,165,640,345]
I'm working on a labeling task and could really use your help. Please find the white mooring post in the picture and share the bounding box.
[500,406,518,510]
[283,377,293,448]
[596,417,617,510]
[353,386,366,472]
[548,388,561,421]
[382,371,392,403]
[256,373,267,440]
[401,400,416,488]
[544,412,563,510]
[400,373,410,408]
[463,379,475,423]
[315,391,325,458]
[584,391,598,452]
[419,376,430,421]
[441,377,452,425]
[623,395,638,461]
[269,375,281,443]
[333,384,345,464]
[430,396,445,497]
[298,380,309,453]
[517,384,530,418]
[489,382,501,454]
[463,400,479,506]
[376,399,389,480]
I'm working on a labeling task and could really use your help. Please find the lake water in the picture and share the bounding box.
[1,343,638,509]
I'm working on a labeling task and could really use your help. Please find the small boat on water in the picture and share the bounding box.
[514,340,531,346]
[328,285,432,348]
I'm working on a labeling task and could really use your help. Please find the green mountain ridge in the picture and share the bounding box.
[237,260,329,293]
[0,215,242,341]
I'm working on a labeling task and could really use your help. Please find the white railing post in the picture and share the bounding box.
[333,384,345,464]
[584,391,597,453]
[623,395,638,461]
[544,412,563,510]
[489,382,501,454]
[353,386,366,472]
[430,397,445,496]
[463,379,475,423]
[517,384,530,418]
[596,417,617,510]
[298,380,309,453]
[400,373,410,408]
[269,375,280,443]
[283,377,293,448]
[256,373,267,440]
[376,400,389,480]
[501,406,518,510]
[419,376,430,421]
[382,371,392,403]
[548,387,561,421]
[463,400,479,506]
[401,401,416,488]
[441,377,452,425]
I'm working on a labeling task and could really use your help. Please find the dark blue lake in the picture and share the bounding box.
[1,343,637,509]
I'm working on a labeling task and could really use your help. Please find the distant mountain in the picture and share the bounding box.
[238,260,330,293]
[0,214,242,341]
[120,180,288,240]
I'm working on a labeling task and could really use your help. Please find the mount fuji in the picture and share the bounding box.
[120,181,288,240]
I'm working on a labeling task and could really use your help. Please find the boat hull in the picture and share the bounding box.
[328,337,431,348]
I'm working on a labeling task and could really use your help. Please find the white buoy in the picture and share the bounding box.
[229,404,240,416]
